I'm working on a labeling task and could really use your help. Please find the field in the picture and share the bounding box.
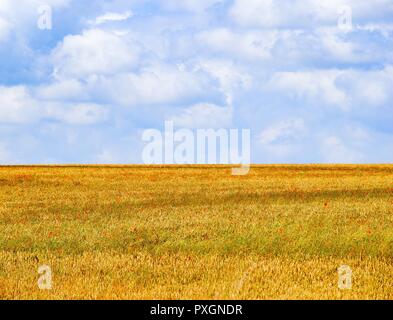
[0,165,393,300]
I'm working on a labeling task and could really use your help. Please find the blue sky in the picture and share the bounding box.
[0,0,392,164]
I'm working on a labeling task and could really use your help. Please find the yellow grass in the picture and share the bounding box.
[1,165,393,299]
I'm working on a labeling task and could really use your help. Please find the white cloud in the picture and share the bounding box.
[0,16,11,41]
[343,125,370,146]
[321,136,363,163]
[229,0,393,28]
[259,118,306,144]
[0,85,107,125]
[163,0,222,12]
[0,0,391,164]
[195,59,252,105]
[168,103,232,128]
[45,103,108,125]
[47,27,218,108]
[357,23,393,38]
[36,63,217,110]
[197,28,277,60]
[35,79,86,101]
[89,11,133,25]
[269,70,349,109]
[51,29,139,79]
[229,0,280,28]
[88,64,216,107]
[196,26,367,66]
[255,118,306,160]
[0,86,39,123]
[268,66,393,110]
[319,28,355,61]
[340,66,393,107]
[197,60,251,89]
[42,24,222,108]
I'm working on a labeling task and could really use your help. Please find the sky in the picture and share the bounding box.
[0,0,392,164]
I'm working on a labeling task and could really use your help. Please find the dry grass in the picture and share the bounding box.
[0,165,393,299]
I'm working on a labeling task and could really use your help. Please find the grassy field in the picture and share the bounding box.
[0,165,393,300]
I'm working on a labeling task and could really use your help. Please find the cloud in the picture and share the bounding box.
[268,66,393,113]
[168,103,232,128]
[45,102,108,125]
[0,17,11,41]
[321,136,364,163]
[229,0,393,28]
[195,59,252,105]
[269,70,349,109]
[259,118,306,144]
[357,23,393,38]
[196,25,382,68]
[46,27,222,108]
[337,66,393,108]
[255,118,306,160]
[0,86,39,123]
[35,79,86,101]
[162,0,223,12]
[80,64,219,107]
[0,0,392,164]
[229,0,281,28]
[51,29,139,79]
[0,85,107,125]
[319,28,355,61]
[89,11,133,25]
[197,28,277,60]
